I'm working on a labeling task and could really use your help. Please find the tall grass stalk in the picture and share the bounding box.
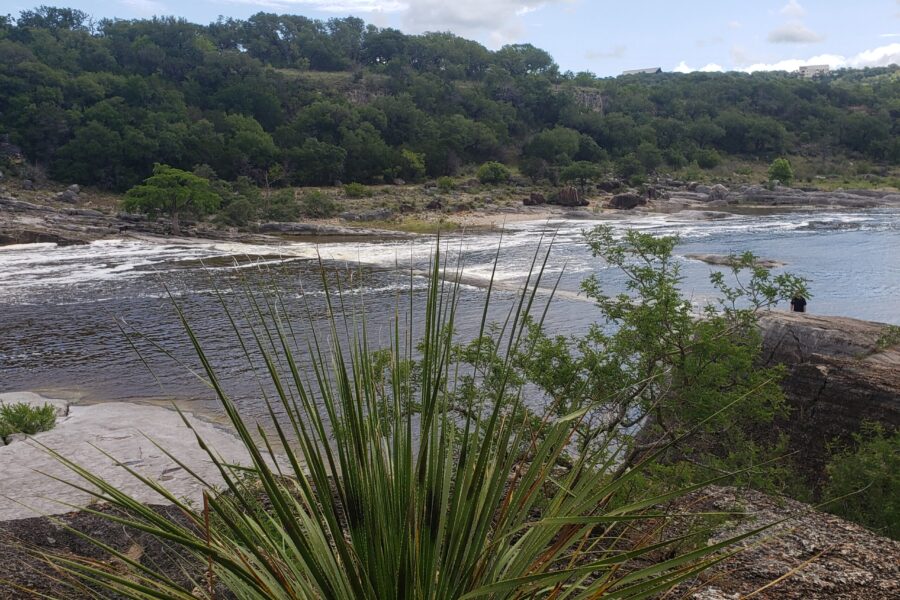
[42,239,772,599]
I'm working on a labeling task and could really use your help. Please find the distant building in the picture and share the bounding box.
[622,67,662,75]
[797,64,830,79]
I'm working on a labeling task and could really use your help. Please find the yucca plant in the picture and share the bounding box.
[36,239,772,599]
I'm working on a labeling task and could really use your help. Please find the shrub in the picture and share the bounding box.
[263,188,299,221]
[0,402,57,436]
[436,175,455,191]
[343,182,373,198]
[219,197,256,226]
[695,149,722,169]
[476,160,511,184]
[767,157,794,185]
[299,190,338,218]
[823,423,899,539]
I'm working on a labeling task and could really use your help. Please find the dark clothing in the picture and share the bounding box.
[790,296,807,313]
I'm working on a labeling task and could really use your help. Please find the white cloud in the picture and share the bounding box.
[767,22,824,43]
[742,43,900,72]
[780,0,806,18]
[224,0,405,13]
[401,1,567,47]
[121,0,168,14]
[224,0,569,46]
[673,61,724,73]
[728,20,742,30]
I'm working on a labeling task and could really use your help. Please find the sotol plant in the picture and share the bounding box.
[42,240,774,599]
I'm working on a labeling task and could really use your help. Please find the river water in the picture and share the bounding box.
[1,208,898,421]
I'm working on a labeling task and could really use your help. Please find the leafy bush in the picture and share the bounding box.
[768,158,794,185]
[0,402,57,437]
[343,182,373,198]
[263,188,300,221]
[476,160,511,184]
[299,190,338,218]
[219,197,256,226]
[436,175,455,191]
[45,246,770,598]
[695,149,722,169]
[823,423,899,538]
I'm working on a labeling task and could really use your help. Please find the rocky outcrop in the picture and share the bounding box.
[671,486,900,599]
[759,312,900,487]
[0,394,257,521]
[607,192,645,210]
[657,183,900,209]
[548,186,587,207]
[685,253,786,268]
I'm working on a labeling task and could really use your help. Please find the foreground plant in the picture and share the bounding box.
[38,240,772,599]
[0,402,57,441]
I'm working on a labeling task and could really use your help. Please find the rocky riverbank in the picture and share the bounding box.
[758,311,900,488]
[3,177,899,248]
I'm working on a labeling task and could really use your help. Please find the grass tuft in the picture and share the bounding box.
[0,402,57,439]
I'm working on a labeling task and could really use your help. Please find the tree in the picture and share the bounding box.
[523,127,580,165]
[768,157,794,185]
[559,161,602,194]
[514,226,809,481]
[122,163,220,235]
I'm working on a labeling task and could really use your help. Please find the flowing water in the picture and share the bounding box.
[1,208,898,421]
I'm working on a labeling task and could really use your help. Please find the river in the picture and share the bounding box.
[1,208,898,421]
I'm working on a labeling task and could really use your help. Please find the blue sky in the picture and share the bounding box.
[6,0,900,75]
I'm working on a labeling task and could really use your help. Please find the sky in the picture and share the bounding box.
[5,0,900,76]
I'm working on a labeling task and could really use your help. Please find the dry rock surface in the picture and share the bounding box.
[678,486,900,599]
[0,392,253,521]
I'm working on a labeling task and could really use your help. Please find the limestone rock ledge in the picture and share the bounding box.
[0,395,252,521]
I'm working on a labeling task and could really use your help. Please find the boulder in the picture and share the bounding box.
[685,252,784,268]
[55,190,78,203]
[22,179,34,190]
[67,184,80,194]
[708,183,729,201]
[523,192,546,206]
[596,179,623,193]
[425,199,443,210]
[392,178,405,186]
[607,192,645,210]
[551,186,587,207]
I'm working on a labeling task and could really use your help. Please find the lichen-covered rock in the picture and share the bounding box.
[671,486,900,599]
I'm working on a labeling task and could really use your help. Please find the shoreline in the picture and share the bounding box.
[2,180,899,248]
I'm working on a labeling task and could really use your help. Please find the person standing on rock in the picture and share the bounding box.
[790,295,807,313]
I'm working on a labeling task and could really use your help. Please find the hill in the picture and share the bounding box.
[1,6,898,192]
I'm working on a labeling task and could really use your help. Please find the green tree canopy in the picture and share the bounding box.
[122,163,221,235]
[768,157,794,185]
[559,160,602,193]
